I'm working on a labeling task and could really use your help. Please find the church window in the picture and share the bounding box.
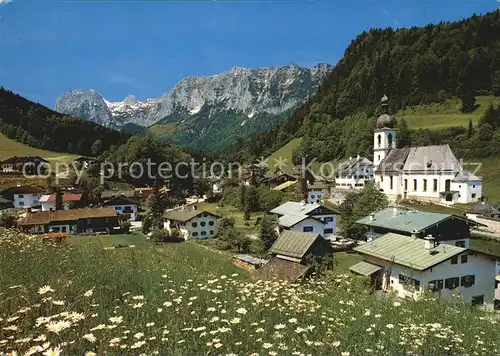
[404,179,408,191]
[390,176,393,190]
[433,179,438,192]
[377,134,381,148]
[378,155,380,162]
[388,133,393,148]
[423,179,427,192]
[413,179,417,191]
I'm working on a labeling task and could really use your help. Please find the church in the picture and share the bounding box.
[373,95,482,205]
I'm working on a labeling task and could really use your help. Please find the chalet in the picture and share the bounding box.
[263,166,301,189]
[335,155,374,190]
[18,208,119,234]
[253,230,332,281]
[40,193,83,211]
[351,232,498,308]
[270,201,339,240]
[306,181,329,203]
[356,207,481,246]
[0,197,13,210]
[102,196,139,221]
[3,186,44,209]
[73,156,94,169]
[164,207,220,240]
[466,203,500,221]
[0,156,49,174]
[134,186,170,200]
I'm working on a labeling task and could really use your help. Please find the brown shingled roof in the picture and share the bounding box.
[19,208,117,226]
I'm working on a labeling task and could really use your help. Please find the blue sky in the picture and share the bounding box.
[0,0,497,107]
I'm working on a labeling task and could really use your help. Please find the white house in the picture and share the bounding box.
[270,201,338,240]
[102,196,139,221]
[351,232,498,308]
[164,207,220,240]
[306,181,329,203]
[40,193,83,211]
[373,95,482,205]
[335,155,373,190]
[7,186,44,209]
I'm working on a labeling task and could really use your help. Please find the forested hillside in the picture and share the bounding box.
[230,11,500,162]
[0,88,131,157]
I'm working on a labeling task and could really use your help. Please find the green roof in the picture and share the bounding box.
[353,233,465,271]
[269,230,320,259]
[356,208,474,234]
[349,261,382,276]
[164,209,218,223]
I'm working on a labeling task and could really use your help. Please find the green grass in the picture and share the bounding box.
[474,156,500,203]
[1,228,499,355]
[0,133,79,167]
[199,202,264,236]
[470,236,500,256]
[334,251,362,271]
[398,96,500,130]
[66,232,151,248]
[265,137,302,173]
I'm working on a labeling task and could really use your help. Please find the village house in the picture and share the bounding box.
[100,189,136,200]
[306,181,329,203]
[18,208,119,234]
[263,166,301,189]
[0,156,49,174]
[3,186,44,209]
[253,230,332,282]
[350,232,498,308]
[466,202,500,221]
[271,180,297,193]
[73,156,94,169]
[356,207,481,245]
[164,207,220,240]
[40,193,83,211]
[335,155,374,190]
[270,201,339,240]
[102,196,139,221]
[373,95,482,205]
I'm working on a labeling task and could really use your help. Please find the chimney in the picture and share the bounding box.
[411,229,419,239]
[181,205,185,211]
[349,156,352,161]
[357,154,360,161]
[424,235,435,250]
[392,207,398,216]
[369,213,375,221]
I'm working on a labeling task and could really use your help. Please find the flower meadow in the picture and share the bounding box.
[0,229,499,355]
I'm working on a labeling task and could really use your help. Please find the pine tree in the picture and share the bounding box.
[259,214,278,251]
[244,185,260,213]
[55,187,63,211]
[468,119,473,138]
[492,70,500,97]
[238,185,246,211]
[143,182,167,233]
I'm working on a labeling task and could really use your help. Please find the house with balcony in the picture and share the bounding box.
[335,155,374,190]
[350,232,498,308]
[270,201,339,240]
[18,208,119,234]
[356,207,482,246]
[102,196,139,221]
[3,185,44,209]
[164,207,220,240]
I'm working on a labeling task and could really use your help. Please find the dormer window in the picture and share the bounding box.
[377,134,381,148]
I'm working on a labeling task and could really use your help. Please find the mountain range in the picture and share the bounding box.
[55,63,331,152]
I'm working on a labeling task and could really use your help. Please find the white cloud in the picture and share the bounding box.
[0,0,13,4]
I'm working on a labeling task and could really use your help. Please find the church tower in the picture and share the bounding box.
[373,95,397,170]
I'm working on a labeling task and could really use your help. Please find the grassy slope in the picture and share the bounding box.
[0,133,79,165]
[398,96,500,130]
[199,202,264,236]
[265,137,302,173]
[1,228,499,355]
